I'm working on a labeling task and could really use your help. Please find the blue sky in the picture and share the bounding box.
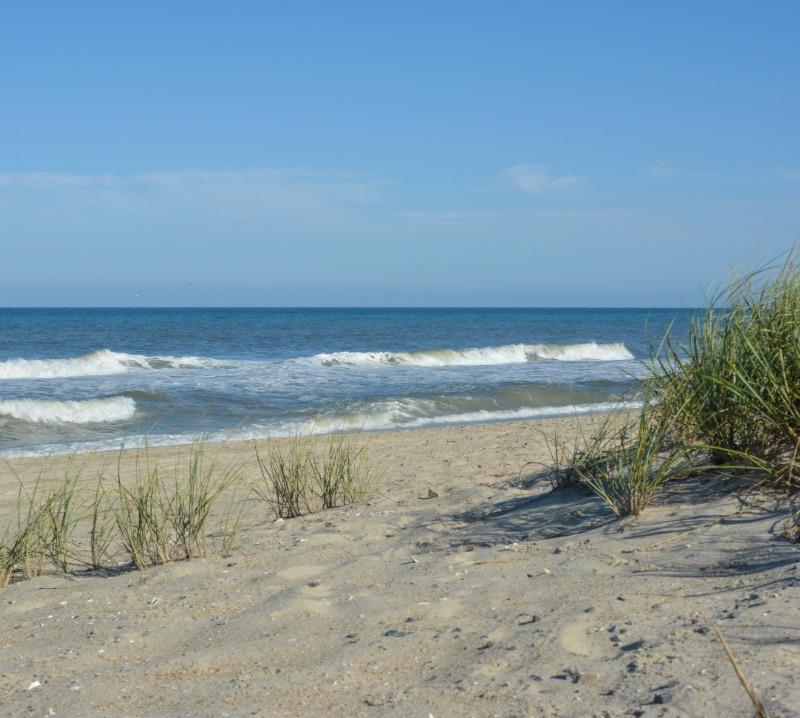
[1,2,798,306]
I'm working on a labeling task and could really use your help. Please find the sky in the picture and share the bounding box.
[1,1,798,307]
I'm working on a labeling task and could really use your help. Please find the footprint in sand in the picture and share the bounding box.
[558,617,618,659]
[267,564,334,618]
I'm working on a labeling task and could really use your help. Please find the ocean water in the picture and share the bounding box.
[0,308,693,457]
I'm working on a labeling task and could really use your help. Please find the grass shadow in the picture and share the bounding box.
[442,484,616,549]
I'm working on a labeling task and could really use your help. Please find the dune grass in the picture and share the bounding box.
[0,435,373,585]
[253,439,313,518]
[575,397,691,516]
[253,434,374,519]
[1,468,84,584]
[88,475,115,570]
[113,452,173,569]
[0,485,44,587]
[39,470,82,573]
[654,257,800,476]
[314,435,374,508]
[556,251,800,525]
[113,444,242,569]
[543,412,636,492]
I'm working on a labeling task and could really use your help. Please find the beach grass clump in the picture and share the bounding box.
[313,436,373,508]
[1,468,88,583]
[1,444,245,583]
[564,250,800,525]
[253,435,373,519]
[113,444,237,569]
[543,412,635,491]
[0,529,25,587]
[0,471,76,584]
[38,470,82,573]
[651,253,800,535]
[167,448,239,560]
[254,440,313,518]
[0,487,45,586]
[114,455,172,569]
[653,256,800,473]
[0,522,36,587]
[577,399,687,516]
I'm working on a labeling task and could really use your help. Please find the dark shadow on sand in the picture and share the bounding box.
[434,471,800,574]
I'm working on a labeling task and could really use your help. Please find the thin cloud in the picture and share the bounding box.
[503,164,586,197]
[648,164,800,182]
[0,168,371,190]
[649,161,675,179]
[0,172,120,188]
[393,211,475,222]
[394,207,646,227]
[0,168,385,220]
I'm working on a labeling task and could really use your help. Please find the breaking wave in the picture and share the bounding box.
[0,342,636,380]
[0,396,136,424]
[282,397,643,435]
[312,342,634,367]
[0,349,217,380]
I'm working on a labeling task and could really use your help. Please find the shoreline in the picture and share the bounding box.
[0,403,639,461]
[0,415,603,520]
[0,411,619,478]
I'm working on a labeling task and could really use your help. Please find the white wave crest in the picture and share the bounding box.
[287,400,643,434]
[312,342,634,367]
[0,396,136,424]
[525,342,634,361]
[0,349,217,380]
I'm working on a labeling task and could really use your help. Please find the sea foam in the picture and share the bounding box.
[312,342,634,367]
[0,396,136,424]
[0,349,216,380]
[0,399,642,456]
[279,399,643,434]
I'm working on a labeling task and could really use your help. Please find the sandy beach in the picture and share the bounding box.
[4,1,798,715]
[1,414,798,717]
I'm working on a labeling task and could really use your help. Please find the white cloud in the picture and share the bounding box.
[502,164,585,197]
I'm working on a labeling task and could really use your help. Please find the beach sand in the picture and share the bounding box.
[1,415,798,717]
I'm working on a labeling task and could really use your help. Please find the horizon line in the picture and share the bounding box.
[0,305,702,311]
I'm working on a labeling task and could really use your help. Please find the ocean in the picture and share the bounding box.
[0,308,692,457]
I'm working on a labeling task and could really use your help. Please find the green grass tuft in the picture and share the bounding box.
[559,249,800,525]
[253,435,374,519]
[577,397,688,516]
[113,443,239,569]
